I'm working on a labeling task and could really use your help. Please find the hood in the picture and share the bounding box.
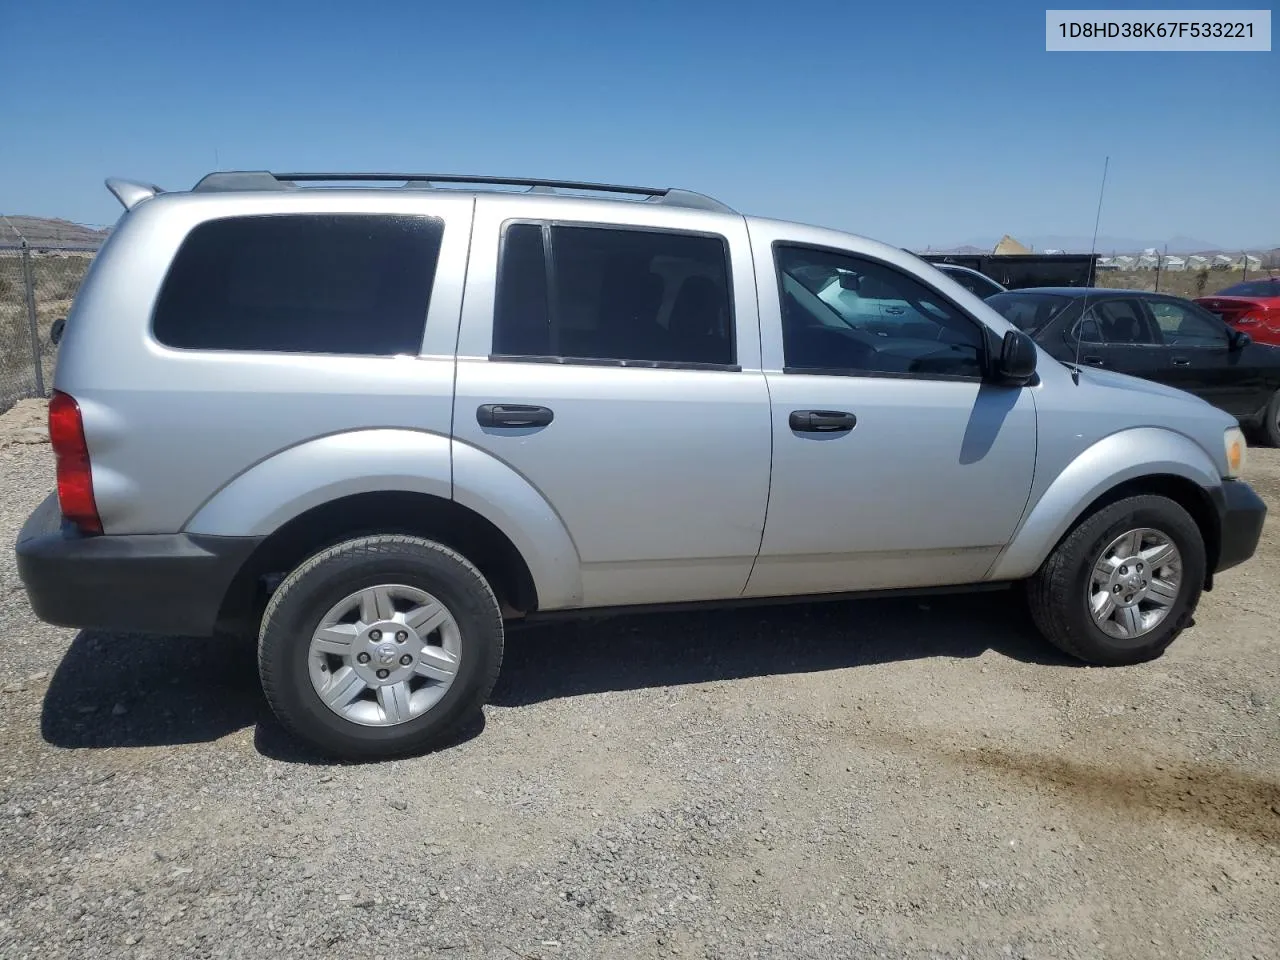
[1068,363,1211,405]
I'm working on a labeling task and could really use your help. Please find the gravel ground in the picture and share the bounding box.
[1,407,1277,960]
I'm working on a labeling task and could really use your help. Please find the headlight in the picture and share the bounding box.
[1224,427,1247,478]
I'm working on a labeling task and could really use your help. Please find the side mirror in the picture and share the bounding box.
[1230,329,1251,350]
[837,271,860,292]
[992,329,1038,385]
[49,317,66,346]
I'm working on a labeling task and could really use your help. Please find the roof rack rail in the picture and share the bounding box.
[189,171,736,214]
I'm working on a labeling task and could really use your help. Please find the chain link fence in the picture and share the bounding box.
[0,242,99,413]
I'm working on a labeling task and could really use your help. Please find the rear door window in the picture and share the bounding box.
[985,292,1073,334]
[152,214,443,355]
[493,223,735,367]
[1077,299,1160,344]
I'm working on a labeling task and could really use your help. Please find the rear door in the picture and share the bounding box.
[1068,297,1167,382]
[1144,296,1271,415]
[452,197,772,609]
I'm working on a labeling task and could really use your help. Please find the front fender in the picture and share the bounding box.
[987,427,1222,581]
[183,429,584,610]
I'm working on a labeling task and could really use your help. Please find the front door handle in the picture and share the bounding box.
[1082,355,1105,366]
[1171,356,1190,366]
[789,410,857,433]
[477,403,554,428]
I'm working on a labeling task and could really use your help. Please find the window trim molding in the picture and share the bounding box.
[770,240,989,381]
[491,217,740,370]
[147,212,444,358]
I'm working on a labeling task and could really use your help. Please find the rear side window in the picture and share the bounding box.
[493,223,735,366]
[986,292,1073,333]
[152,214,443,355]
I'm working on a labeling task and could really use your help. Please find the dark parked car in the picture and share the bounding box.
[987,287,1280,446]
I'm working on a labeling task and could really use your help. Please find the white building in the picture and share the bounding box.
[1162,256,1187,271]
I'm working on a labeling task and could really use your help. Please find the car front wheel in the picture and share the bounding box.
[1026,495,1205,665]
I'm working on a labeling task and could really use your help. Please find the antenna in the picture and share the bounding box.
[1072,155,1109,385]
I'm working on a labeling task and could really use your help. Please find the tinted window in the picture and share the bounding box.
[1148,300,1230,346]
[1215,280,1280,297]
[153,214,442,355]
[493,224,551,356]
[986,292,1073,333]
[493,224,734,366]
[1077,299,1158,345]
[776,246,984,378]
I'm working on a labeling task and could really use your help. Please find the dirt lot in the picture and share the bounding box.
[0,407,1276,960]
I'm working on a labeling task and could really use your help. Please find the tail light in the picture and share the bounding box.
[48,390,102,535]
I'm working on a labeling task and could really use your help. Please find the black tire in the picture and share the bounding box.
[1261,391,1280,448]
[258,535,503,760]
[1026,495,1205,666]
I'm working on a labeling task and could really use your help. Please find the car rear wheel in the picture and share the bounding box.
[1026,495,1205,665]
[258,534,503,760]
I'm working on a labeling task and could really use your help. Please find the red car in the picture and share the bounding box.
[1195,277,1280,346]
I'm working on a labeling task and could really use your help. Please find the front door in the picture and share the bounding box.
[452,199,772,609]
[1144,296,1269,416]
[744,234,1037,597]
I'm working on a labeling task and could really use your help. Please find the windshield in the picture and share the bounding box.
[985,292,1074,334]
[1213,279,1280,297]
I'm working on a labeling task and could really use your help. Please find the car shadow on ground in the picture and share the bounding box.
[492,589,1073,707]
[40,589,1074,760]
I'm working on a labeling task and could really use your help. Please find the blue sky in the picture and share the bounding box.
[3,0,1276,249]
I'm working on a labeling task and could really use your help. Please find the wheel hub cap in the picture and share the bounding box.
[307,585,462,727]
[1087,527,1182,643]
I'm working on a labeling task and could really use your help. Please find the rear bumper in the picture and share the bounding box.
[1211,479,1267,575]
[15,492,262,637]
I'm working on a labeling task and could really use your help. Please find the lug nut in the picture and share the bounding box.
[1119,566,1128,575]
[1125,595,1133,603]
[1113,585,1122,594]
[370,629,382,641]
[399,654,413,666]
[396,630,408,642]
[376,668,390,680]
[1136,563,1143,572]
[357,652,371,664]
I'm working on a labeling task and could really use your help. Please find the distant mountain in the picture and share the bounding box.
[0,216,109,246]
[932,233,1276,255]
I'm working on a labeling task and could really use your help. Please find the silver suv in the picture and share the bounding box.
[16,171,1267,760]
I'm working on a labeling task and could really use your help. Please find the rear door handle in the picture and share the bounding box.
[1171,357,1190,366]
[1082,355,1105,366]
[789,410,857,433]
[477,403,554,428]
